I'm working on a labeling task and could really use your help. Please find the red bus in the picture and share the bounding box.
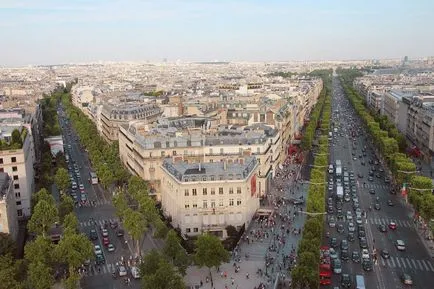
[319,246,332,285]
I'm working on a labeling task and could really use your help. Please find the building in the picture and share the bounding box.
[160,157,259,238]
[118,118,280,200]
[0,126,35,219]
[406,94,434,161]
[100,102,162,142]
[0,173,18,240]
[382,90,414,133]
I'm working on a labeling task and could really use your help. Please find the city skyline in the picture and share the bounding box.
[1,0,434,66]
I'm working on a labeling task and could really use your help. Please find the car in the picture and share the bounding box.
[379,224,387,232]
[89,229,98,241]
[361,160,365,166]
[352,251,360,263]
[359,237,368,249]
[374,202,381,210]
[118,265,127,277]
[346,211,353,221]
[116,229,124,237]
[347,222,355,233]
[387,200,394,206]
[131,266,141,279]
[396,240,406,251]
[375,173,381,178]
[328,216,336,228]
[389,222,397,230]
[103,237,109,246]
[102,229,109,237]
[337,210,344,220]
[344,194,350,202]
[361,249,370,259]
[341,250,350,261]
[81,193,87,201]
[290,198,304,205]
[328,205,334,214]
[369,189,375,194]
[347,232,355,242]
[358,230,366,239]
[330,248,339,260]
[109,220,118,229]
[94,245,102,255]
[340,240,349,251]
[380,249,390,259]
[362,258,373,271]
[401,273,413,285]
[95,254,105,265]
[337,224,345,234]
[356,216,363,225]
[79,184,85,192]
[107,243,115,252]
[332,258,342,274]
[330,237,338,248]
[341,274,352,288]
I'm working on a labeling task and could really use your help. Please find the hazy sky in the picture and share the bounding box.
[1,0,433,66]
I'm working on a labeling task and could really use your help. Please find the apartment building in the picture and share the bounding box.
[406,94,434,161]
[0,172,18,240]
[160,157,259,238]
[100,102,162,142]
[382,90,414,133]
[0,126,35,219]
[118,117,280,200]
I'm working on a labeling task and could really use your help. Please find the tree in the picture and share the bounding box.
[63,212,79,235]
[55,167,70,193]
[28,199,58,237]
[194,233,230,281]
[32,188,56,211]
[112,190,129,219]
[11,129,23,147]
[24,236,54,265]
[163,230,189,275]
[139,250,185,289]
[0,254,23,289]
[0,233,16,256]
[123,209,147,256]
[27,261,54,289]
[59,195,74,223]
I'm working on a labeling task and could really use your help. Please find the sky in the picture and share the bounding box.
[0,0,433,66]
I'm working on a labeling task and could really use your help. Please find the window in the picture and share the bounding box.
[193,228,199,232]
[0,168,3,173]
[16,201,22,206]
[203,188,207,195]
[211,200,216,208]
[229,199,234,206]
[237,199,242,206]
[209,148,213,155]
[219,199,224,207]
[237,187,242,194]
[0,158,3,164]
[193,203,197,208]
[11,157,16,163]
[184,189,189,196]
[185,203,190,209]
[210,159,213,163]
[14,183,20,190]
[202,201,207,208]
[13,175,19,181]
[220,148,224,154]
[15,192,21,198]
[192,189,197,196]
[211,188,215,195]
[173,150,177,156]
[229,188,234,194]
[17,209,23,217]
[219,188,223,195]
[161,151,165,157]
[186,228,191,233]
[210,175,215,181]
[12,166,17,172]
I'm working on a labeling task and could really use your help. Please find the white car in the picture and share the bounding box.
[107,244,115,252]
[79,184,85,192]
[118,266,127,277]
[131,266,140,279]
[396,240,406,251]
[362,249,370,259]
[94,245,102,255]
[102,229,109,237]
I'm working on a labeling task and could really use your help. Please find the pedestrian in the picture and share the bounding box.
[246,273,249,279]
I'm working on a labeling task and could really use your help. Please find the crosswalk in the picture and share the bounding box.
[368,218,413,228]
[94,199,112,206]
[380,256,434,272]
[79,218,119,228]
[84,263,117,277]
[360,183,389,190]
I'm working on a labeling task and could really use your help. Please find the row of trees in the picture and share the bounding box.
[60,93,129,189]
[291,75,332,288]
[300,69,333,151]
[0,189,93,289]
[338,69,434,223]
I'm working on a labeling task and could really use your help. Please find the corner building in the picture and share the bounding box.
[161,157,259,238]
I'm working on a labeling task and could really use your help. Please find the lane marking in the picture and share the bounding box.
[395,257,400,268]
[417,260,424,270]
[426,261,434,271]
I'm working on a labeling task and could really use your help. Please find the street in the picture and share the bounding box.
[325,77,434,289]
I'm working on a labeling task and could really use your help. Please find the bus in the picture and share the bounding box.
[90,172,98,184]
[319,246,332,285]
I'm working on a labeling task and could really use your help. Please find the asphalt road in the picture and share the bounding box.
[57,104,163,289]
[324,77,434,289]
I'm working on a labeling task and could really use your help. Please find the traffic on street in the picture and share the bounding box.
[323,77,434,289]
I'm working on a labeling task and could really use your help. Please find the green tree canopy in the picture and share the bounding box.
[28,199,58,237]
[54,167,71,193]
[194,233,230,276]
[27,261,54,289]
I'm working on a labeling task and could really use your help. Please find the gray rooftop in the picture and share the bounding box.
[162,157,258,183]
[0,173,10,200]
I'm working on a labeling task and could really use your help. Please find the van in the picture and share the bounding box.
[356,275,365,289]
